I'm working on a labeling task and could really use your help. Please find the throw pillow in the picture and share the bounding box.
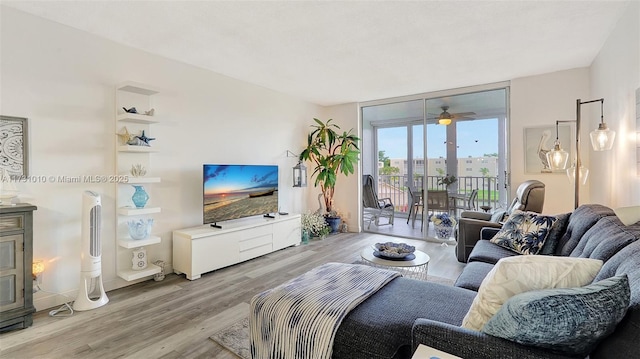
[540,212,570,255]
[490,210,507,223]
[490,210,558,255]
[461,255,603,331]
[482,275,630,356]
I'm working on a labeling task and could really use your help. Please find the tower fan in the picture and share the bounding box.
[73,191,109,311]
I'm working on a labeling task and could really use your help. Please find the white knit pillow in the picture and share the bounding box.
[461,255,603,331]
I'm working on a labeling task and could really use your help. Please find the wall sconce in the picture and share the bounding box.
[546,98,615,209]
[287,150,307,187]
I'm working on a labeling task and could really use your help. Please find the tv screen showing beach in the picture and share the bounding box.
[203,164,278,224]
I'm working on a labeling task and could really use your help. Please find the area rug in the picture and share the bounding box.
[210,317,250,359]
[210,270,454,359]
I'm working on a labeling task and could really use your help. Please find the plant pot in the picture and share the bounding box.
[434,224,454,240]
[325,216,342,233]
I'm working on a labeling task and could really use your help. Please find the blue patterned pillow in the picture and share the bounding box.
[482,275,630,356]
[490,210,557,255]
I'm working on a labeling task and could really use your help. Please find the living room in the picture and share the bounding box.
[0,1,638,358]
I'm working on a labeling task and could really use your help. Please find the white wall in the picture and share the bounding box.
[589,1,640,207]
[320,103,360,231]
[1,7,321,310]
[510,68,591,214]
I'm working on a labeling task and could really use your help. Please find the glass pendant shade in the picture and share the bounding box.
[566,164,589,185]
[590,123,616,151]
[546,142,570,170]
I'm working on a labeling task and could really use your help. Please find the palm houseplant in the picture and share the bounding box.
[300,118,360,232]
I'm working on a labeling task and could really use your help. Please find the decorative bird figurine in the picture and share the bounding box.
[144,108,155,116]
[123,107,138,114]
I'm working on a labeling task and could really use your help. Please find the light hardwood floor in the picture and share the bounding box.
[0,232,465,359]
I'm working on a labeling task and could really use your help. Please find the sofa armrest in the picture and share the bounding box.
[480,227,501,240]
[411,319,574,359]
[460,211,492,221]
[455,219,503,262]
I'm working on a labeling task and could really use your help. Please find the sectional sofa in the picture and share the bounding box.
[330,204,640,359]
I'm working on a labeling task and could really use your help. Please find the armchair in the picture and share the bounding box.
[455,180,545,262]
[362,175,395,229]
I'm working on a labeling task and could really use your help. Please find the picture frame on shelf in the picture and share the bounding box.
[524,124,572,174]
[0,115,29,177]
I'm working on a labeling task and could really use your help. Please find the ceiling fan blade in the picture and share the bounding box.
[450,111,476,118]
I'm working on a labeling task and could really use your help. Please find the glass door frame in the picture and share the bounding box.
[360,81,511,238]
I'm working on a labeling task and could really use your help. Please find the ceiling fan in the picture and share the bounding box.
[428,106,476,125]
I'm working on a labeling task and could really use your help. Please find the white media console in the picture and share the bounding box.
[172,214,301,280]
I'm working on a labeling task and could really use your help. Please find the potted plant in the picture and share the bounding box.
[300,118,360,232]
[301,212,331,242]
[438,174,457,193]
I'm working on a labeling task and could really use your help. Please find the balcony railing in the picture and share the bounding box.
[376,175,501,215]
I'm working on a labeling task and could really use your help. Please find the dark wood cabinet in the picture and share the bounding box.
[0,204,36,331]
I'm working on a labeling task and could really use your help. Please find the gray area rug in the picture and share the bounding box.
[210,317,250,359]
[210,269,454,359]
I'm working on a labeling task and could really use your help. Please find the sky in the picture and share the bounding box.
[204,165,278,194]
[377,118,499,159]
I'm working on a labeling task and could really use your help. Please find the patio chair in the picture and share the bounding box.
[407,187,423,229]
[410,190,451,231]
[362,175,395,229]
[426,190,450,218]
[451,189,479,212]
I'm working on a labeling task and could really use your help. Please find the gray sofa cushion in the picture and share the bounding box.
[467,240,518,265]
[540,212,570,255]
[570,216,640,262]
[482,275,630,357]
[555,204,615,256]
[591,236,640,359]
[333,277,476,359]
[454,261,495,291]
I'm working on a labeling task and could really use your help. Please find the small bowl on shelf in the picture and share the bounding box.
[373,242,415,259]
[127,219,154,240]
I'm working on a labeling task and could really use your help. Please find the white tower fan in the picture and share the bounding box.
[73,191,109,311]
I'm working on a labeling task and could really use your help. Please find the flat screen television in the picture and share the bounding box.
[203,164,278,227]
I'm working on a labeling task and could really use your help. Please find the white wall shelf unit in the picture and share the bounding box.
[173,214,301,280]
[118,145,159,153]
[117,264,161,282]
[117,207,161,216]
[126,177,161,184]
[115,81,162,282]
[117,235,162,249]
[117,113,160,124]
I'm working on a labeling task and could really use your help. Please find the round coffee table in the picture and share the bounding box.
[360,247,430,281]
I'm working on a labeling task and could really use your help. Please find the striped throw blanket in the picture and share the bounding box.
[249,263,401,359]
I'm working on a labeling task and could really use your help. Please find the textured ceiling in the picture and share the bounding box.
[2,1,630,106]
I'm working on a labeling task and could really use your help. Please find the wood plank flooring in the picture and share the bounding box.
[0,232,465,359]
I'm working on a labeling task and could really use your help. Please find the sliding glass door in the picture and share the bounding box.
[361,86,509,240]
